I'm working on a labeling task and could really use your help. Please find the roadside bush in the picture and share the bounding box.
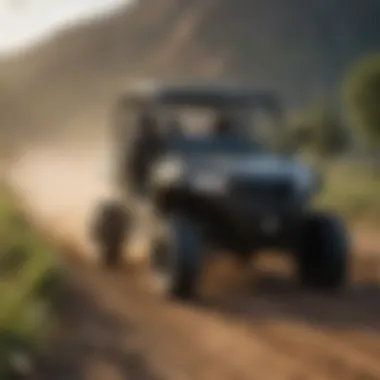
[0,185,61,379]
[342,54,380,153]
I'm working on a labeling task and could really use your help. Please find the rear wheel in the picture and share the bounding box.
[296,211,350,290]
[92,200,129,268]
[150,214,203,300]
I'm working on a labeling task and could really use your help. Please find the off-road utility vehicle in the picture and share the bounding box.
[91,82,350,300]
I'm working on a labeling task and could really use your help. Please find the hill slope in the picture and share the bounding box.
[0,0,379,144]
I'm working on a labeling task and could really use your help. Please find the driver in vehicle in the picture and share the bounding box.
[167,116,182,137]
[213,112,234,136]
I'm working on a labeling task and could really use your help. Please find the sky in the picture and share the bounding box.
[0,0,133,55]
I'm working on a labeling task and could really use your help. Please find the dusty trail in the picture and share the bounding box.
[6,145,380,380]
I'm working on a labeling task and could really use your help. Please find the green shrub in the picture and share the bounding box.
[315,161,380,223]
[0,185,61,379]
[342,54,380,150]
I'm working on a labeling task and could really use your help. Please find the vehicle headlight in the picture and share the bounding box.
[152,160,185,186]
[192,173,227,193]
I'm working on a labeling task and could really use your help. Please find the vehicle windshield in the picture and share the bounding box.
[155,104,281,155]
[167,134,263,155]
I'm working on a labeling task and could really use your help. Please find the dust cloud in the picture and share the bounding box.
[4,140,112,261]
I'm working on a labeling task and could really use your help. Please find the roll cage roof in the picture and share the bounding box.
[118,83,282,112]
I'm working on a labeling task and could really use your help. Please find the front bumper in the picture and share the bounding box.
[154,185,303,251]
[217,196,301,250]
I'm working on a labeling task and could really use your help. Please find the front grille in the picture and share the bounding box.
[231,178,294,203]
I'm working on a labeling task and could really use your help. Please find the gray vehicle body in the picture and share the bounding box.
[93,82,349,299]
[113,83,320,257]
[149,139,319,256]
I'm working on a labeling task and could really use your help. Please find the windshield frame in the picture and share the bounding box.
[153,102,284,154]
[165,134,266,156]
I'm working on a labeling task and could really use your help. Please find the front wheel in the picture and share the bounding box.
[150,215,203,300]
[296,211,350,290]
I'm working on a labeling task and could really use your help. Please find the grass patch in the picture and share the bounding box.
[0,184,61,378]
[315,161,380,224]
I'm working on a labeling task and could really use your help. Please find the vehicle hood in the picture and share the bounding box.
[181,153,313,185]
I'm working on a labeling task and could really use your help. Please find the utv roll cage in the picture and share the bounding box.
[117,83,283,112]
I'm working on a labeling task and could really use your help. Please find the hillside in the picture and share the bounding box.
[0,0,379,145]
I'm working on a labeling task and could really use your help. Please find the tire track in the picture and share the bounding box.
[68,264,328,380]
[204,287,380,379]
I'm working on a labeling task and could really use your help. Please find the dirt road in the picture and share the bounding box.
[6,145,380,380]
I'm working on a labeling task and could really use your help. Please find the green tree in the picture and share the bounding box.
[342,54,380,151]
[290,101,351,159]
